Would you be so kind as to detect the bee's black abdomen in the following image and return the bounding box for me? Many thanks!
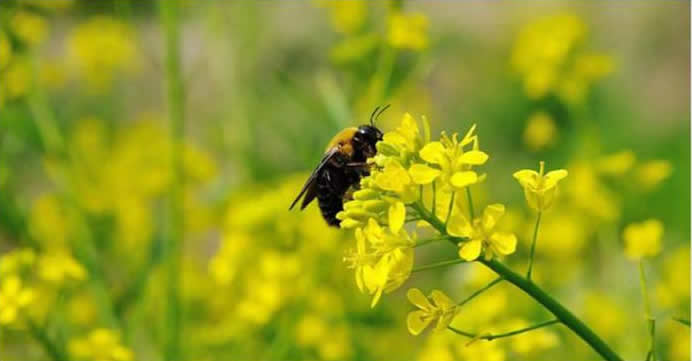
[316,163,362,227]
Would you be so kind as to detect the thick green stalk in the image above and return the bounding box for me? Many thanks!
[448,319,559,341]
[27,318,69,361]
[414,204,623,361]
[526,211,542,280]
[481,259,622,361]
[159,1,185,360]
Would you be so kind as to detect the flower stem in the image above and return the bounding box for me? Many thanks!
[445,191,456,228]
[414,206,623,361]
[432,182,437,218]
[458,277,503,307]
[639,260,657,361]
[412,258,466,273]
[159,0,185,360]
[465,187,475,219]
[26,318,69,361]
[414,235,450,248]
[448,318,559,341]
[480,259,623,361]
[527,211,542,281]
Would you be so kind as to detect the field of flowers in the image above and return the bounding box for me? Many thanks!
[0,1,689,361]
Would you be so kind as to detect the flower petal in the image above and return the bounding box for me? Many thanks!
[543,169,568,189]
[419,142,445,164]
[430,290,456,310]
[458,240,482,261]
[407,310,433,335]
[481,203,505,231]
[388,201,406,233]
[450,171,478,188]
[407,288,433,311]
[513,169,538,187]
[459,150,489,165]
[409,164,441,184]
[490,232,517,255]
[446,212,473,238]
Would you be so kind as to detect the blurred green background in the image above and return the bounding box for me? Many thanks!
[0,1,689,361]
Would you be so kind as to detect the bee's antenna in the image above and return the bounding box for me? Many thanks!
[374,104,391,124]
[370,106,381,126]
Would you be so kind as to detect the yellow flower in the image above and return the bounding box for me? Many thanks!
[523,112,557,151]
[513,161,568,211]
[37,251,87,284]
[597,150,636,176]
[447,204,517,261]
[406,288,458,335]
[623,219,663,260]
[0,30,11,70]
[416,125,488,190]
[69,328,133,361]
[11,10,47,46]
[3,59,32,100]
[67,16,137,90]
[636,160,673,190]
[0,248,36,276]
[0,275,34,325]
[318,0,368,34]
[388,12,428,50]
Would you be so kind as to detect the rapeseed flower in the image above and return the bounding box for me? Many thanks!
[623,219,664,260]
[0,275,34,325]
[406,288,458,335]
[388,12,428,50]
[10,10,47,46]
[37,251,87,284]
[523,112,557,151]
[513,161,568,211]
[447,204,517,261]
[416,125,488,190]
[69,328,133,361]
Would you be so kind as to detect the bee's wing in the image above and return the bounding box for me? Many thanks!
[289,147,340,211]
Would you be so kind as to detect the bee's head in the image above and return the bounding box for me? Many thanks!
[354,124,383,157]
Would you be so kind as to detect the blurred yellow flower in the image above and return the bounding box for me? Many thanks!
[69,328,133,361]
[297,314,327,346]
[0,275,34,325]
[511,14,613,103]
[388,12,428,50]
[407,288,458,335]
[523,112,557,151]
[623,219,663,260]
[11,10,47,46]
[0,30,11,70]
[3,59,32,100]
[67,16,137,90]
[636,160,673,189]
[29,193,72,248]
[0,248,36,276]
[448,204,517,261]
[597,150,636,176]
[513,161,568,211]
[318,0,368,34]
[37,251,87,284]
[417,125,488,190]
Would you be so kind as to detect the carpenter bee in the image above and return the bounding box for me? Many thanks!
[289,105,389,226]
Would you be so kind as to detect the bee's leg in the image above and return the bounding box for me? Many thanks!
[345,162,369,168]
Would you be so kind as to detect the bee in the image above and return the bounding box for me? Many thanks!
[289,105,389,226]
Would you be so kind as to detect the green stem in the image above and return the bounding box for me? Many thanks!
[27,318,69,361]
[432,181,437,218]
[412,258,466,273]
[458,277,502,307]
[481,259,622,361]
[527,211,542,281]
[159,1,185,360]
[445,191,456,228]
[465,187,475,219]
[448,319,559,341]
[414,207,623,361]
[673,317,691,327]
[639,261,656,361]
[414,235,449,248]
